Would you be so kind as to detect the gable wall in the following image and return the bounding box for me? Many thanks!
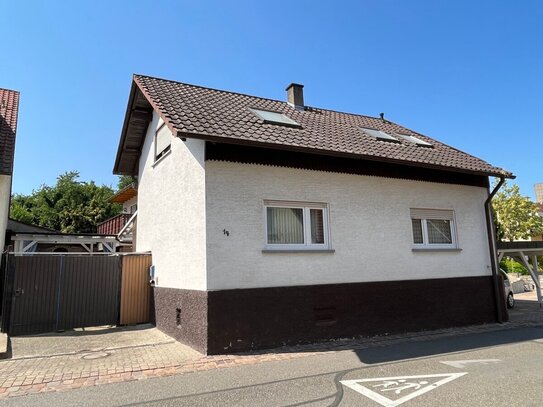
[205,160,492,290]
[122,196,137,213]
[136,111,207,290]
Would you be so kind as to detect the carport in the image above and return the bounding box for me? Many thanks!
[497,241,543,308]
[11,232,120,253]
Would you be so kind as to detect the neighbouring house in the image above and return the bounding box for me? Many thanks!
[113,74,513,355]
[0,88,19,253]
[529,202,543,242]
[97,183,137,250]
[534,183,543,204]
[527,184,543,241]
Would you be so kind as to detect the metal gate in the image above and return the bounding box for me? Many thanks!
[3,254,121,335]
[119,254,152,325]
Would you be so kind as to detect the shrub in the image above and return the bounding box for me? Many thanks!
[500,258,529,275]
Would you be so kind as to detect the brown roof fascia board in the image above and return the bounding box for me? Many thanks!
[114,77,179,175]
[113,81,139,175]
[176,129,514,180]
[113,80,153,175]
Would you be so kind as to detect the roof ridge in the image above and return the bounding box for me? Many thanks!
[133,73,292,106]
[133,74,388,122]
[0,88,20,95]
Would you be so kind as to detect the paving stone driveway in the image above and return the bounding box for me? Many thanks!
[0,325,202,398]
[1,297,542,400]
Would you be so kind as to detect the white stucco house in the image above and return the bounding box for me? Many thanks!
[0,88,19,253]
[113,75,513,354]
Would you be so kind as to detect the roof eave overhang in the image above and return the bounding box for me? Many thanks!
[176,129,515,180]
[111,183,137,203]
[113,80,153,176]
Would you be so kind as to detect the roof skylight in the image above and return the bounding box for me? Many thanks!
[395,133,433,147]
[250,108,300,127]
[360,127,399,142]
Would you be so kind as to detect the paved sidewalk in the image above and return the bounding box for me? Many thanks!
[1,313,543,400]
[0,325,201,399]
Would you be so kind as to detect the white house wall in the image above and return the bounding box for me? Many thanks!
[136,111,207,290]
[0,174,11,251]
[122,196,137,213]
[205,161,492,290]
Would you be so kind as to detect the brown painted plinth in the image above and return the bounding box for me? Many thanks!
[153,287,208,354]
[153,276,500,355]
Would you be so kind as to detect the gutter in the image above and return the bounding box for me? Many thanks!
[484,175,507,323]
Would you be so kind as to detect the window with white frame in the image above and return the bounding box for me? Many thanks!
[410,208,458,249]
[264,201,330,250]
[155,121,171,161]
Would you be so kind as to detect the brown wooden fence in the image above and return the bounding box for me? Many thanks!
[1,253,152,335]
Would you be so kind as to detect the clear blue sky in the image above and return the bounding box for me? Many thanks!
[2,1,542,198]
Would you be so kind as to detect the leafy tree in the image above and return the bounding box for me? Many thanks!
[492,180,543,241]
[10,171,121,233]
[117,175,137,190]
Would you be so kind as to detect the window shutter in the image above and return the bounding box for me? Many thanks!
[156,125,171,156]
[410,208,454,220]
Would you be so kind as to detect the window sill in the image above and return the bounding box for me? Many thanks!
[152,149,172,168]
[262,249,335,254]
[411,247,462,252]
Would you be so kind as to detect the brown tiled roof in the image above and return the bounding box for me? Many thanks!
[114,74,512,178]
[0,88,20,175]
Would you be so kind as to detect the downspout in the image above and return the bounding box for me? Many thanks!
[484,175,506,323]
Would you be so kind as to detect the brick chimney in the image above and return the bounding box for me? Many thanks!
[286,83,304,110]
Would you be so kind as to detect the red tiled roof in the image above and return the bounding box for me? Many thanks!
[115,74,512,178]
[0,88,20,175]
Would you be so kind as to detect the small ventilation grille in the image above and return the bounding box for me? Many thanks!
[314,306,337,326]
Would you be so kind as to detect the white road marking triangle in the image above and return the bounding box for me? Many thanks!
[440,359,501,369]
[341,372,467,407]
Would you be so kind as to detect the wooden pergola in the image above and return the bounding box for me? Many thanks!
[497,241,543,308]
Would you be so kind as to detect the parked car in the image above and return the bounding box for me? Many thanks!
[500,269,514,309]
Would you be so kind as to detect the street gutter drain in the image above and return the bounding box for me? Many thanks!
[80,351,112,360]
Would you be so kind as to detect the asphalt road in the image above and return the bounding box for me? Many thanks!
[2,325,543,406]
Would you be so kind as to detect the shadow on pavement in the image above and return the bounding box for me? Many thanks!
[353,325,543,364]
[508,299,543,322]
[13,323,154,338]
